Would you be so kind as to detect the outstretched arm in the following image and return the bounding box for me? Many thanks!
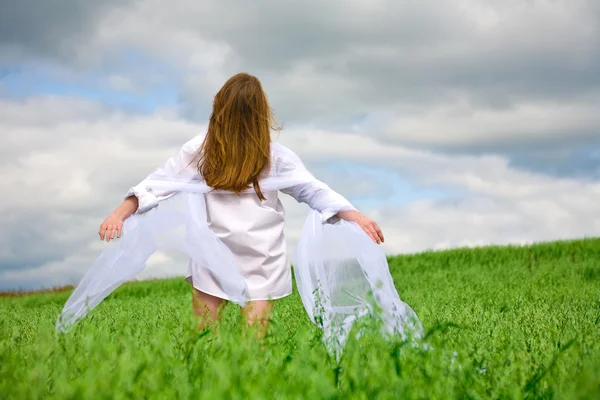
[281,180,385,244]
[274,143,385,244]
[98,134,204,242]
[336,209,385,244]
[98,196,138,241]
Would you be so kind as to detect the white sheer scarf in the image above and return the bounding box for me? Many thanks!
[56,135,423,354]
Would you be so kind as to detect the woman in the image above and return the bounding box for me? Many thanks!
[96,73,385,336]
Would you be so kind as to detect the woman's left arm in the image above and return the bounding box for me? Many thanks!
[335,209,385,244]
[271,142,385,244]
[281,180,385,244]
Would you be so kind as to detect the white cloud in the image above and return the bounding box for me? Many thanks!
[0,96,598,290]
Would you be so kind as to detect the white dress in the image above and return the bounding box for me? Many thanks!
[186,190,291,300]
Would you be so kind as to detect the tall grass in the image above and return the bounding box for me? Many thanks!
[1,238,599,399]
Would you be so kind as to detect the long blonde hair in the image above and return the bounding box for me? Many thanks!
[197,73,279,200]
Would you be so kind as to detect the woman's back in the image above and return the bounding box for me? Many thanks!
[205,190,283,239]
[189,189,289,300]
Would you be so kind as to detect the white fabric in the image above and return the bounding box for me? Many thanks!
[56,134,423,354]
[294,211,424,357]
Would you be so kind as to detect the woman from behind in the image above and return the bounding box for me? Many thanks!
[98,73,384,337]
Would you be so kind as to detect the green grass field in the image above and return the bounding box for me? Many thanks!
[1,239,599,399]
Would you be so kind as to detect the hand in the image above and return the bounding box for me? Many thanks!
[99,213,124,242]
[336,210,385,244]
[356,215,385,244]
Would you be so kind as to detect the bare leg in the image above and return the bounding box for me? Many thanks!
[241,300,273,339]
[192,287,226,330]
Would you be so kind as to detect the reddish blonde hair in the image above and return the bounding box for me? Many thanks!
[197,73,279,200]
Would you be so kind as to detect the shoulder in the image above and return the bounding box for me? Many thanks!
[180,133,207,154]
[270,141,304,165]
[269,140,307,176]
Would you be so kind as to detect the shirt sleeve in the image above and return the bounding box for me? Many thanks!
[125,134,204,214]
[281,180,357,224]
[274,143,357,224]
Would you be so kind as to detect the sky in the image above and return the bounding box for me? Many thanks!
[0,0,599,291]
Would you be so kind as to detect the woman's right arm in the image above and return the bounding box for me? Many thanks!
[98,196,138,242]
[98,134,205,242]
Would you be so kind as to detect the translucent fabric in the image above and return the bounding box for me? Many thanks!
[56,193,248,331]
[294,210,423,357]
[56,135,423,355]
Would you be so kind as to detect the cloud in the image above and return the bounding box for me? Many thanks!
[0,1,599,290]
[0,96,598,290]
[0,0,131,61]
[3,1,599,136]
[377,192,600,254]
[148,1,599,115]
[278,127,600,250]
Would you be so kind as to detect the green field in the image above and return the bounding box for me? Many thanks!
[1,239,599,399]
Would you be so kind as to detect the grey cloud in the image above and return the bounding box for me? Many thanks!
[168,0,600,165]
[0,0,130,61]
[2,0,599,157]
[5,0,598,130]
[0,211,97,273]
[172,0,600,115]
[507,142,600,180]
